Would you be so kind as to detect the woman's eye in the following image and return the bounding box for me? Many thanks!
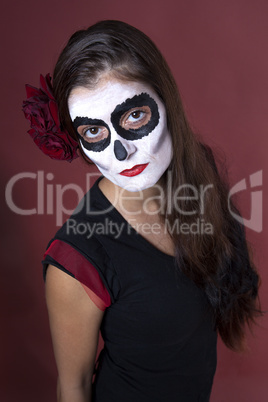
[84,127,101,138]
[77,125,109,143]
[127,110,145,122]
[121,106,151,129]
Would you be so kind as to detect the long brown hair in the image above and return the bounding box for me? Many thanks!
[53,20,262,351]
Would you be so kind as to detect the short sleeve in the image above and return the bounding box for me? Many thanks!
[42,239,111,311]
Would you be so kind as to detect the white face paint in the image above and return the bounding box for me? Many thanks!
[68,78,173,191]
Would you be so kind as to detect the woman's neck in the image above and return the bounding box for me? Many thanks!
[98,176,175,257]
[98,176,165,217]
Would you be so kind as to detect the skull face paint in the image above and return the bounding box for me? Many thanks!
[68,79,173,191]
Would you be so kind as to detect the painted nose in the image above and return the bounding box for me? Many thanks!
[113,139,137,161]
[114,140,127,161]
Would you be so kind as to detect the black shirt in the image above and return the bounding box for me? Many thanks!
[43,177,217,401]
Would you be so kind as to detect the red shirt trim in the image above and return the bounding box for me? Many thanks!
[44,239,111,311]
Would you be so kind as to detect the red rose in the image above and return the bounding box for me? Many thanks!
[22,74,79,162]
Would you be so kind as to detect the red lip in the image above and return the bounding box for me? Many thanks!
[119,163,149,177]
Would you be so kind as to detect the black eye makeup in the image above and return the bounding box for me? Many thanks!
[111,93,160,141]
[120,106,152,130]
[72,92,160,153]
[73,117,111,152]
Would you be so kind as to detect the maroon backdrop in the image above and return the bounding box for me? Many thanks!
[1,0,267,401]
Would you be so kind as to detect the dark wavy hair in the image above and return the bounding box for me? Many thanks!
[53,20,262,351]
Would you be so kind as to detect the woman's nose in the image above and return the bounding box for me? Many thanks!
[113,139,137,161]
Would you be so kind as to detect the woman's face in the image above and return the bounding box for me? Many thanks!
[68,77,173,191]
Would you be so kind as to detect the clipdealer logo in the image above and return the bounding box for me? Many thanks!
[228,170,263,233]
[5,170,263,232]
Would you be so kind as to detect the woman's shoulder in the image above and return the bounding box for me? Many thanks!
[43,223,120,304]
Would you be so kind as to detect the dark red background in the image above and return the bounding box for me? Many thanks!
[1,1,267,401]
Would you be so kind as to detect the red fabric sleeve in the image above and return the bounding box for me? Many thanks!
[44,239,111,311]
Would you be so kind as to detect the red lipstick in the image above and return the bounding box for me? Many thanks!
[119,163,149,177]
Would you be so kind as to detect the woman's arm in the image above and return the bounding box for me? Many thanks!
[45,264,104,402]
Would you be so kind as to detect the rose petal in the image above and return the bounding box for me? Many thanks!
[25,84,41,98]
[23,74,79,162]
[40,74,54,100]
[49,100,60,127]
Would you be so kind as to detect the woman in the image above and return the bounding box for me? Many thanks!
[23,20,261,402]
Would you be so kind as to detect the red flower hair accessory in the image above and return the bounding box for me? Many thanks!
[22,74,79,162]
